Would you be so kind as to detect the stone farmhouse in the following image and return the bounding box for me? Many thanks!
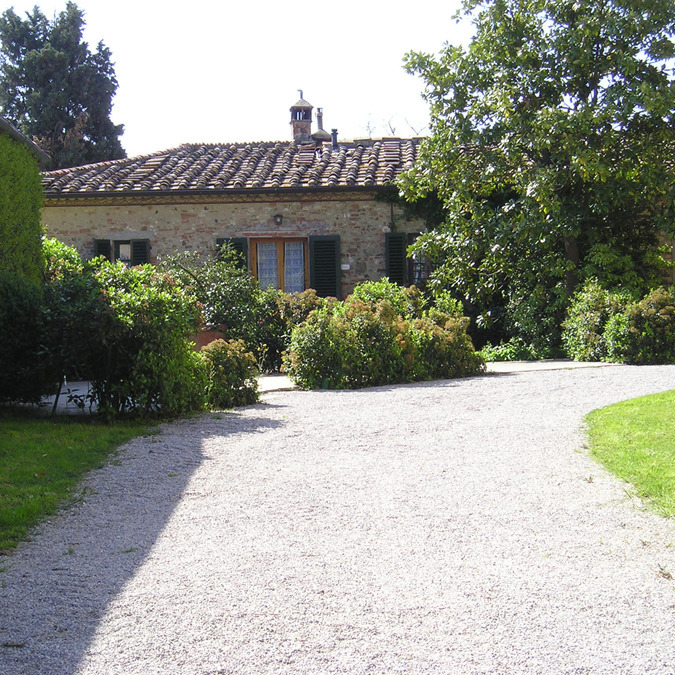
[41,94,426,299]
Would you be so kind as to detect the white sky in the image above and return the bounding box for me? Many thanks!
[2,0,468,158]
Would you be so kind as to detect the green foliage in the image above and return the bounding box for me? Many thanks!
[479,337,540,362]
[430,288,463,317]
[87,261,205,417]
[283,281,484,389]
[604,287,675,365]
[0,2,125,169]
[402,0,675,351]
[0,134,43,282]
[42,237,109,385]
[255,287,326,372]
[563,281,675,364]
[409,312,485,379]
[0,270,46,404]
[41,241,207,417]
[349,278,427,318]
[562,279,634,361]
[160,248,259,340]
[201,339,259,409]
[160,251,326,373]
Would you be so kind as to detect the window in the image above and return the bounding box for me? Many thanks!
[385,232,429,287]
[215,235,341,299]
[94,239,149,266]
[250,239,308,293]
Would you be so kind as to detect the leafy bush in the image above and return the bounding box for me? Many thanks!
[430,288,463,317]
[478,337,539,362]
[160,248,260,341]
[350,278,427,318]
[339,299,412,387]
[254,288,326,372]
[410,312,484,379]
[604,287,675,365]
[42,238,110,385]
[283,282,484,389]
[0,270,46,404]
[88,260,205,417]
[562,279,633,361]
[201,339,259,409]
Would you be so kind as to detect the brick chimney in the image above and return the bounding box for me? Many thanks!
[290,90,313,142]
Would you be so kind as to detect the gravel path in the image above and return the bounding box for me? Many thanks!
[2,365,675,674]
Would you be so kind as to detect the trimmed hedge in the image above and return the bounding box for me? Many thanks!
[0,134,44,283]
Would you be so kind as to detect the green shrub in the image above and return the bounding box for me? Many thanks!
[254,288,327,372]
[339,299,412,387]
[410,312,485,379]
[0,270,46,404]
[160,249,260,341]
[562,279,633,361]
[430,288,463,317]
[604,287,675,365]
[350,278,427,318]
[281,305,347,389]
[88,260,206,417]
[283,283,484,389]
[201,339,259,409]
[479,337,540,362]
[42,239,110,385]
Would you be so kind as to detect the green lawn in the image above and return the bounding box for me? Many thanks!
[587,390,675,518]
[0,410,153,552]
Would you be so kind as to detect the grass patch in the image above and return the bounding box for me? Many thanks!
[587,389,675,518]
[0,409,153,552]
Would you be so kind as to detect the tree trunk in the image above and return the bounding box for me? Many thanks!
[564,235,580,295]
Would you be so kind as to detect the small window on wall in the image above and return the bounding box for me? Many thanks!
[385,233,429,287]
[94,239,149,266]
[250,239,307,294]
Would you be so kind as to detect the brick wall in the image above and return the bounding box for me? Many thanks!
[42,194,425,297]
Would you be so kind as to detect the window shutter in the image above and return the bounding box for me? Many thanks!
[94,239,111,261]
[217,237,248,268]
[131,239,149,265]
[385,232,406,285]
[310,235,341,299]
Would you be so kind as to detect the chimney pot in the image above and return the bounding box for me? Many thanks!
[331,129,339,151]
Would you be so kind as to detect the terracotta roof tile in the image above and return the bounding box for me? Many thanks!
[42,138,421,196]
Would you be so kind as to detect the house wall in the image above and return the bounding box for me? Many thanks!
[42,194,425,297]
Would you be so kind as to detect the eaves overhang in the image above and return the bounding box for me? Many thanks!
[43,184,397,208]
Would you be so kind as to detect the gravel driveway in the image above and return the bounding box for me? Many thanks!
[2,365,675,674]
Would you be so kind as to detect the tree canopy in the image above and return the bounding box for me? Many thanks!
[402,0,675,352]
[0,2,125,169]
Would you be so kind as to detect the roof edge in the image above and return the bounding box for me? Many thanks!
[43,184,395,207]
[0,117,51,168]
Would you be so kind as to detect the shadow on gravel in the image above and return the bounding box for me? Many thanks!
[0,412,284,675]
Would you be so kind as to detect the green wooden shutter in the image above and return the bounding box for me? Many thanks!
[94,239,111,261]
[131,239,150,265]
[385,232,406,285]
[217,237,248,268]
[310,235,341,299]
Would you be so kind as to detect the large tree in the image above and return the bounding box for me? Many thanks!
[0,2,125,169]
[402,0,675,352]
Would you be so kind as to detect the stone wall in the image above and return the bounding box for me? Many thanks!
[42,193,425,297]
